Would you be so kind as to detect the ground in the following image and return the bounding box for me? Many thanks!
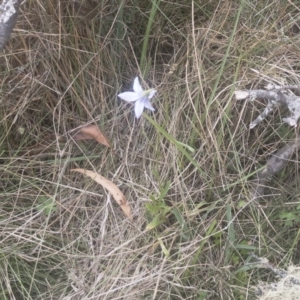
[1,1,300,299]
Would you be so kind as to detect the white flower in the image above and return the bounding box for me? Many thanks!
[118,77,156,119]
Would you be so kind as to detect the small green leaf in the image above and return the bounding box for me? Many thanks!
[36,196,57,216]
[146,181,172,229]
[172,208,191,241]
[175,141,195,153]
[158,237,170,258]
[146,215,166,230]
[237,200,246,209]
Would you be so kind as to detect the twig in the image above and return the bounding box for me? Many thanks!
[235,87,300,127]
[250,137,300,200]
[0,0,22,51]
[248,252,290,279]
[235,85,300,200]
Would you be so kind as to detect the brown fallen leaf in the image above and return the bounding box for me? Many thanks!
[71,168,132,221]
[72,124,110,147]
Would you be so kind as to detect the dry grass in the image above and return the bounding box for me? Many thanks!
[1,0,300,299]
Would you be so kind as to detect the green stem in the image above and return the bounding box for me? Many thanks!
[140,0,161,75]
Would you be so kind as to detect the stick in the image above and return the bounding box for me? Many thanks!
[250,137,300,200]
[0,0,22,51]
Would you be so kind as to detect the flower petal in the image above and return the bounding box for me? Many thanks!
[144,99,155,111]
[118,92,140,102]
[134,99,145,118]
[133,77,143,93]
[148,89,157,99]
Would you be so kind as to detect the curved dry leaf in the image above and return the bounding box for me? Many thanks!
[72,124,110,147]
[71,168,132,221]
